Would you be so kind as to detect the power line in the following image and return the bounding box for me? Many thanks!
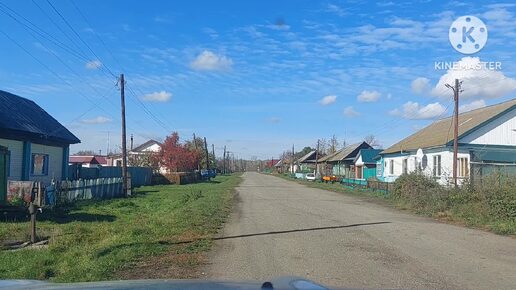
[44,0,117,78]
[0,2,91,63]
[46,1,174,134]
[69,0,124,70]
[2,1,172,139]
[30,0,91,61]
[125,84,172,132]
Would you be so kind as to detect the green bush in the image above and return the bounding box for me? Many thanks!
[478,174,516,220]
[392,172,448,213]
[391,171,515,234]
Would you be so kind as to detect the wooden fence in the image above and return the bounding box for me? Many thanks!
[68,165,152,187]
[45,177,127,206]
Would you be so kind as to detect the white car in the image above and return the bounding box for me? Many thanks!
[305,173,316,181]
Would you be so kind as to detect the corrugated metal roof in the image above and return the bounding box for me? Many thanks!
[69,155,108,164]
[354,149,382,164]
[382,98,516,154]
[323,142,372,162]
[132,139,161,152]
[318,149,339,162]
[69,156,96,164]
[297,150,317,163]
[0,90,80,144]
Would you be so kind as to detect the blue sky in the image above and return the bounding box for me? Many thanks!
[1,0,516,159]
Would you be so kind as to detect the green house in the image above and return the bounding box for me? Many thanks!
[353,149,382,180]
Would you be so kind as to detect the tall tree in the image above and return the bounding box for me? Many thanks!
[364,135,381,148]
[159,132,201,172]
[184,135,214,169]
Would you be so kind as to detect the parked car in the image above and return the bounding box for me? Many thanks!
[305,173,316,181]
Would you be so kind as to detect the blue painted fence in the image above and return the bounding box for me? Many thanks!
[45,177,125,206]
[68,165,152,187]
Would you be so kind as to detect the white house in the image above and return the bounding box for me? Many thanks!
[112,139,168,173]
[0,90,80,186]
[377,98,516,185]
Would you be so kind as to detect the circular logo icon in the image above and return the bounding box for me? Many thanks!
[449,16,488,54]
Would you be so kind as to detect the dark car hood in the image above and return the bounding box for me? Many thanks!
[0,277,334,290]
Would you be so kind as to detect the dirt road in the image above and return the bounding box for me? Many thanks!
[205,172,516,289]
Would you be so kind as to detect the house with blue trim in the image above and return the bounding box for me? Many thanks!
[377,98,516,185]
[318,142,373,178]
[353,149,382,180]
[0,90,80,185]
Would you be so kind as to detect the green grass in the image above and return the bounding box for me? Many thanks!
[0,174,241,282]
[273,173,515,235]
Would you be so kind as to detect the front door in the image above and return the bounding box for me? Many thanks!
[356,165,363,179]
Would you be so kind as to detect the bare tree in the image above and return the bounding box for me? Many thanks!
[317,138,328,155]
[329,135,339,154]
[364,135,381,148]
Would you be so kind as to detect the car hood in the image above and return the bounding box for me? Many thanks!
[0,277,335,290]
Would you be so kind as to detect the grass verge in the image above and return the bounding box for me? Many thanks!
[273,173,515,236]
[0,174,241,282]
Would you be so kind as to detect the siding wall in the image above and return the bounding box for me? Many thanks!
[460,109,516,146]
[381,148,470,185]
[0,138,23,180]
[31,143,63,184]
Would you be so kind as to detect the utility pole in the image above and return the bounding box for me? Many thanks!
[193,133,200,171]
[223,145,226,174]
[315,139,320,177]
[446,79,462,188]
[204,137,210,170]
[292,144,295,173]
[120,74,128,197]
[212,144,215,169]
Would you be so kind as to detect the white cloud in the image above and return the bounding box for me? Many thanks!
[81,116,112,124]
[140,91,172,102]
[319,95,337,106]
[411,77,430,95]
[85,60,102,70]
[459,99,486,112]
[326,4,347,17]
[268,117,281,123]
[190,50,233,71]
[389,101,446,120]
[343,106,360,118]
[357,90,381,102]
[432,57,516,100]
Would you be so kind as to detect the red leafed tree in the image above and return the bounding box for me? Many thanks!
[159,132,201,172]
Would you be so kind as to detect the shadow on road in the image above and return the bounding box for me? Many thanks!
[164,221,391,245]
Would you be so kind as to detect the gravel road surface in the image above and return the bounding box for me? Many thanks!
[205,172,516,289]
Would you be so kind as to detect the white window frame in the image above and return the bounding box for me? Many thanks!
[432,155,441,177]
[458,157,469,177]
